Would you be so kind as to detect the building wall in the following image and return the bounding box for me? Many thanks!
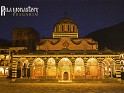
[11,54,121,81]
[36,37,98,51]
[12,28,39,50]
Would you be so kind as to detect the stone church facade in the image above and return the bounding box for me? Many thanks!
[10,17,122,82]
[11,54,120,82]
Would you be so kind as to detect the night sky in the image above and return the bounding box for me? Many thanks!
[0,0,124,40]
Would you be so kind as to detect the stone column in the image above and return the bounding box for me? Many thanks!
[99,65,102,79]
[73,65,75,79]
[26,68,28,78]
[103,67,105,79]
[7,67,10,76]
[8,63,11,77]
[84,65,86,79]
[3,67,6,75]
[44,60,47,79]
[3,55,6,76]
[55,59,59,80]
[56,66,58,79]
[110,66,113,78]
[20,66,23,78]
[71,59,75,80]
[29,61,33,78]
[83,58,88,79]
[107,67,109,77]
[45,66,47,79]
[97,58,104,79]
[12,54,17,81]
[70,65,72,80]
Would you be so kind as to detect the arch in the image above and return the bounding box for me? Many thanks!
[75,58,84,66]
[0,55,5,60]
[47,58,55,66]
[5,67,8,75]
[0,67,8,76]
[58,58,72,66]
[121,60,124,72]
[121,66,124,72]
[33,58,44,78]
[86,58,99,79]
[33,58,44,66]
[18,58,29,67]
[87,58,98,66]
[6,55,10,60]
[17,58,29,78]
[120,60,124,65]
[74,58,85,78]
[0,67,4,75]
[47,58,56,77]
[102,58,116,78]
[58,58,72,81]
[120,54,124,60]
[63,72,69,80]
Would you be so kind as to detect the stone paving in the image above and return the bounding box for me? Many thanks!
[0,81,124,93]
[0,77,124,93]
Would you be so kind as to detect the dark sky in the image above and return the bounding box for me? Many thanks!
[0,0,124,40]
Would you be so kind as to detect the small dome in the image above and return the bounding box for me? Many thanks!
[53,16,78,38]
[102,48,113,53]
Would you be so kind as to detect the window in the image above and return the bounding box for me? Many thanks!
[68,25,70,32]
[62,25,64,32]
[73,26,75,32]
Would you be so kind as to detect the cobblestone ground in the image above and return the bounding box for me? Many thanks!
[0,81,124,93]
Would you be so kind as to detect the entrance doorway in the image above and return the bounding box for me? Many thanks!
[63,72,69,80]
[58,58,72,82]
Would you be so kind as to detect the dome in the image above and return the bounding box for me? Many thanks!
[53,16,78,38]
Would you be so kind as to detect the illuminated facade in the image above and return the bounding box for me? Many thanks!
[0,54,9,76]
[0,16,122,82]
[37,17,98,51]
[53,17,78,38]
[11,53,120,82]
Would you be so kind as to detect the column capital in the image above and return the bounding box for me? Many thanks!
[97,58,104,62]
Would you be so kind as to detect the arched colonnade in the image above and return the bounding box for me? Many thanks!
[16,57,116,81]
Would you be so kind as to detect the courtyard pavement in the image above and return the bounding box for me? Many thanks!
[0,78,124,93]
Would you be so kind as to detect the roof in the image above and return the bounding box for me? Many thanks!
[17,49,116,55]
[55,17,77,25]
